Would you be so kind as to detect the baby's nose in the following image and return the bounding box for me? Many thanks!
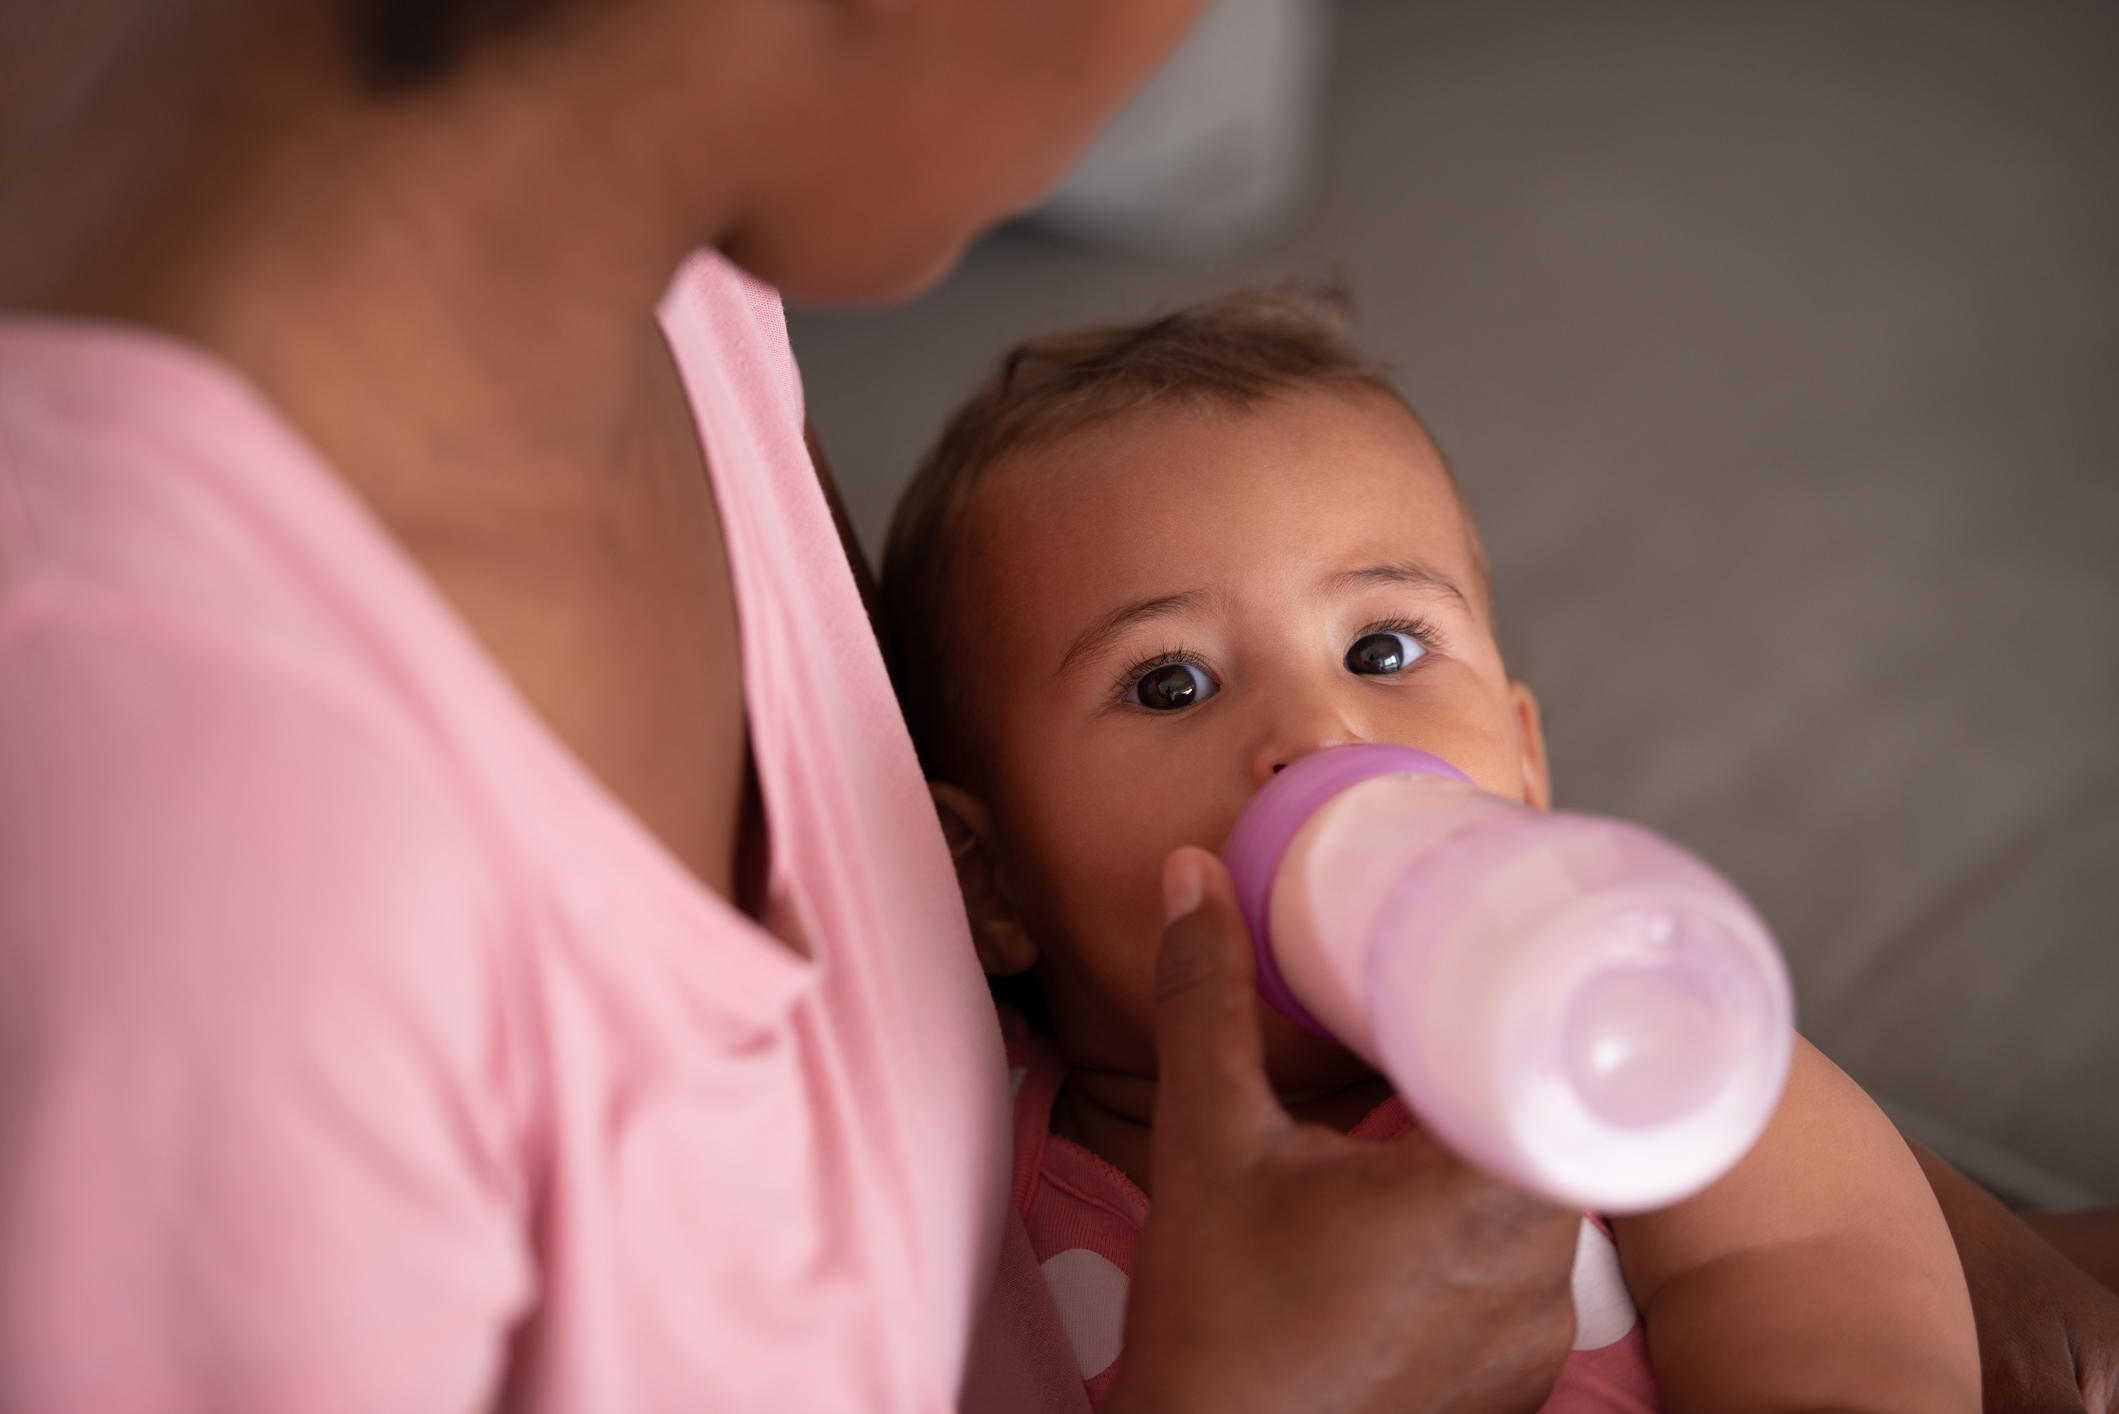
[1251,725,1365,787]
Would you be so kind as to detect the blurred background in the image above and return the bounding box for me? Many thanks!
[789,0,2119,1207]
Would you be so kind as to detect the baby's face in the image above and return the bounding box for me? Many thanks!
[952,388,1548,1092]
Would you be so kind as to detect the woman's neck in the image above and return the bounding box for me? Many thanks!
[0,4,782,904]
[2,7,725,520]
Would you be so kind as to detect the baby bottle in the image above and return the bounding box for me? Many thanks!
[1222,744,1794,1213]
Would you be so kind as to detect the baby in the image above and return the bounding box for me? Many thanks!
[881,284,1978,1413]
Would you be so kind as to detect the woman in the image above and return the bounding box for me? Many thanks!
[0,1,2109,1410]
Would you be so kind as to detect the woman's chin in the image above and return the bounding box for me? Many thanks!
[733,224,977,312]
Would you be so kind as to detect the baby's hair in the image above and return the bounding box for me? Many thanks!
[883,277,1470,788]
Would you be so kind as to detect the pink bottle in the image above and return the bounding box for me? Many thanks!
[1223,745,1794,1213]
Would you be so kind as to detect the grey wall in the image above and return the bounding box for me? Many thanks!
[787,0,2119,1205]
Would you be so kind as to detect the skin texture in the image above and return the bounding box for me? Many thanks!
[937,387,1546,1186]
[1916,1149,2119,1413]
[0,0,1199,907]
[1119,848,1579,1414]
[0,3,1590,1410]
[4,4,2102,1408]
[2020,1213,2119,1300]
[1611,1041,1979,1412]
[936,387,1980,1412]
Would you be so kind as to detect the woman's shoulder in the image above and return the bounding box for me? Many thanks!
[0,583,539,1408]
[0,574,521,1094]
[0,318,545,1025]
[658,250,806,431]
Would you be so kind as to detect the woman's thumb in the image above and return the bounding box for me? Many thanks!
[1151,847,1282,1172]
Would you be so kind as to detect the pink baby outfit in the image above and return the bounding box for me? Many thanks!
[1005,1018,1665,1413]
[0,253,1017,1412]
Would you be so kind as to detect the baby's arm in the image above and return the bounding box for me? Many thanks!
[1610,1036,1979,1413]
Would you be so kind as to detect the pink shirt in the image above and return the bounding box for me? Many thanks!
[0,253,1014,1412]
[1003,1019,1664,1414]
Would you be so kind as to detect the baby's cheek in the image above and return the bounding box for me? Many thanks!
[1033,793,1187,1019]
[1397,695,1531,803]
[1056,834,1165,979]
[1038,758,1193,891]
[1003,729,1238,1043]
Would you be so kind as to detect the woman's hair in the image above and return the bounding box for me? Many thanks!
[350,0,571,91]
[881,277,1415,790]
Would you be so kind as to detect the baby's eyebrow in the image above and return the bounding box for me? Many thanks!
[1323,560,1470,609]
[1056,591,1209,679]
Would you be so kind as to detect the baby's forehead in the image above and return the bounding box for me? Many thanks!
[957,389,1487,613]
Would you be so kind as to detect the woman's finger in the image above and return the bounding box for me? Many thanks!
[1150,846,1284,1178]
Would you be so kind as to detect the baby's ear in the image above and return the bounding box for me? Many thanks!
[1509,680,1553,811]
[929,782,1039,977]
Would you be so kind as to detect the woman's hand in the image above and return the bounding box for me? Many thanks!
[1914,1145,2119,1413]
[1103,848,1579,1414]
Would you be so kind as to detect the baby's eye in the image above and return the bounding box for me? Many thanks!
[1345,631,1427,677]
[1132,662,1219,711]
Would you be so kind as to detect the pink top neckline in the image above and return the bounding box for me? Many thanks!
[0,253,1013,1412]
